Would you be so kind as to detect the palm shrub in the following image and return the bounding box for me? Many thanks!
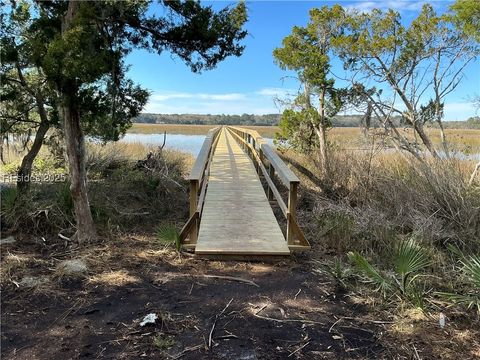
[156,223,181,251]
[436,245,480,314]
[0,187,18,227]
[319,257,352,289]
[348,238,431,301]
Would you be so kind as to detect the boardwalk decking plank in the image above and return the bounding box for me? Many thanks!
[195,128,290,256]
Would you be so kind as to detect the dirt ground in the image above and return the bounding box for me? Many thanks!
[1,234,479,360]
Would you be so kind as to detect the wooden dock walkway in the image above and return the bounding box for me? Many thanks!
[180,126,310,258]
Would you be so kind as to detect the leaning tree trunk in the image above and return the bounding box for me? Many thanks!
[17,120,49,191]
[315,123,330,176]
[17,96,50,191]
[437,119,450,159]
[415,122,438,159]
[316,88,330,177]
[60,87,97,242]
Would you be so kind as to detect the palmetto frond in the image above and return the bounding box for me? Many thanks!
[394,238,431,292]
[436,246,480,314]
[436,292,480,314]
[347,251,391,295]
[156,223,181,251]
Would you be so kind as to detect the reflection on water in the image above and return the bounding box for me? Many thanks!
[121,133,206,156]
[437,150,480,161]
[121,133,479,161]
[121,133,276,156]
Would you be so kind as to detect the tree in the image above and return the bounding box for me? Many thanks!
[273,5,346,176]
[7,0,247,242]
[1,1,148,193]
[334,4,479,159]
[451,0,480,42]
[1,1,58,190]
[451,0,480,115]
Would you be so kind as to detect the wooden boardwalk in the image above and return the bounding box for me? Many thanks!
[195,128,290,255]
[180,126,310,258]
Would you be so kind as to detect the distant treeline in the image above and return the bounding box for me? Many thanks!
[135,113,280,126]
[134,113,373,127]
[134,113,480,129]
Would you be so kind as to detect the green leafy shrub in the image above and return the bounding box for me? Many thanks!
[348,238,431,301]
[318,211,355,252]
[56,182,74,217]
[319,257,352,289]
[0,161,20,175]
[0,187,18,226]
[436,246,480,314]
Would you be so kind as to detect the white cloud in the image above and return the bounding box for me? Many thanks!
[444,101,477,121]
[255,87,296,97]
[199,93,245,101]
[150,91,245,102]
[345,0,433,13]
[145,90,477,119]
[144,89,282,115]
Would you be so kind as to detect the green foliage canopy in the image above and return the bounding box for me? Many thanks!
[273,5,347,154]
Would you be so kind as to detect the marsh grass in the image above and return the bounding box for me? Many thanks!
[284,144,479,313]
[127,124,480,153]
[128,123,281,138]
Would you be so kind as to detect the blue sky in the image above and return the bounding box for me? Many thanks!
[126,0,479,121]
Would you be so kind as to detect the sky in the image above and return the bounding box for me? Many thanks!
[125,0,480,121]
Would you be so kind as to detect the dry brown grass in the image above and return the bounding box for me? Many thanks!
[87,270,141,286]
[284,147,480,254]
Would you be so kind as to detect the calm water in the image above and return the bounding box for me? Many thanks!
[121,133,479,161]
[121,133,274,156]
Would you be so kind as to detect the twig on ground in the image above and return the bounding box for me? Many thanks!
[50,298,84,327]
[208,298,233,349]
[58,232,71,242]
[294,288,302,300]
[341,316,394,325]
[413,344,421,360]
[329,318,343,333]
[215,334,239,340]
[201,274,259,287]
[253,313,324,325]
[255,304,268,315]
[288,341,310,357]
[170,344,203,360]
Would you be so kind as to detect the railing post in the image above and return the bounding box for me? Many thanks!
[286,182,298,245]
[189,179,198,243]
[258,147,264,176]
[252,138,259,172]
[267,163,275,201]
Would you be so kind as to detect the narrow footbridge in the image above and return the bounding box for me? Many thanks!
[180,126,310,258]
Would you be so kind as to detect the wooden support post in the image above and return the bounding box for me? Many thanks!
[258,148,264,176]
[286,182,298,245]
[267,163,274,201]
[252,138,259,173]
[189,180,199,243]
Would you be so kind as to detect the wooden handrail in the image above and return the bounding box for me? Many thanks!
[228,126,300,186]
[188,127,221,181]
[180,126,221,246]
[226,126,310,250]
